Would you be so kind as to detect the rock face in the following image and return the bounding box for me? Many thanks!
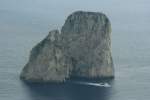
[20,11,114,82]
[20,30,72,82]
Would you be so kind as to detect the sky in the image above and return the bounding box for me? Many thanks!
[0,0,149,35]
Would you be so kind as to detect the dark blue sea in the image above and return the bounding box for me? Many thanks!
[0,0,150,100]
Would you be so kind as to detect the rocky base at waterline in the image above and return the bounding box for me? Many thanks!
[20,11,114,82]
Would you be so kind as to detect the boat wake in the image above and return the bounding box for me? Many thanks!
[73,81,111,87]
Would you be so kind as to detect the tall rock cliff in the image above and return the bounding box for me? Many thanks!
[20,11,114,82]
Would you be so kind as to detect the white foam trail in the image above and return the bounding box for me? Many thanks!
[74,81,111,87]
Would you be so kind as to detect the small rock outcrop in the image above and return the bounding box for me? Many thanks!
[20,11,114,82]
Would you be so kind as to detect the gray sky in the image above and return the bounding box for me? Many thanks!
[0,0,149,34]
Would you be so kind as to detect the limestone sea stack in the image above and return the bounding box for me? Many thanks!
[20,11,114,82]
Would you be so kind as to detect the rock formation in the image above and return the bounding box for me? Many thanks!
[20,11,114,82]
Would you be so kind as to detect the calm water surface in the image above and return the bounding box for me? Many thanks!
[0,0,150,100]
